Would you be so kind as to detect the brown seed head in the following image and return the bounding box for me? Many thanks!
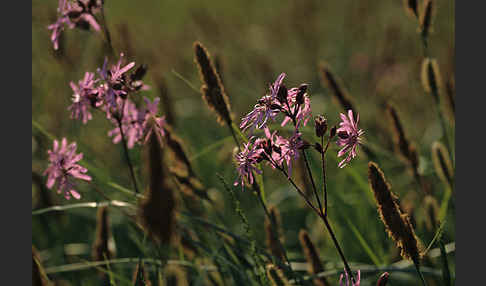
[139,133,177,245]
[298,230,329,286]
[92,206,114,262]
[431,141,454,188]
[319,61,355,112]
[265,206,285,262]
[403,0,419,19]
[368,162,422,263]
[267,264,290,286]
[420,0,435,39]
[193,41,232,126]
[421,58,442,102]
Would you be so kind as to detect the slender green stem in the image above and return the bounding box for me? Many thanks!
[414,260,428,286]
[254,190,299,282]
[99,3,114,56]
[301,150,324,214]
[116,117,140,194]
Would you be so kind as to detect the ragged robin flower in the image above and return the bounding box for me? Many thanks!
[239,73,286,132]
[43,138,91,199]
[234,137,263,191]
[68,72,99,124]
[336,110,364,168]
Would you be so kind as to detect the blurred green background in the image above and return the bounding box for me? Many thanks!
[32,1,454,285]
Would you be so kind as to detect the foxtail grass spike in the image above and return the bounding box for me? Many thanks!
[368,162,422,263]
[33,246,50,286]
[421,58,442,102]
[424,195,439,231]
[193,41,233,126]
[139,133,177,245]
[267,265,290,286]
[403,0,419,19]
[387,105,412,161]
[265,206,286,262]
[445,75,455,123]
[298,230,329,286]
[431,142,454,188]
[420,0,435,40]
[154,73,176,126]
[318,62,355,112]
[132,261,152,286]
[92,206,114,262]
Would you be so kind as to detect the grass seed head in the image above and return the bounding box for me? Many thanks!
[368,162,422,263]
[319,61,355,112]
[298,230,329,286]
[92,206,114,262]
[421,58,442,102]
[193,41,232,126]
[139,133,178,245]
[420,0,435,39]
[266,264,290,286]
[265,206,286,262]
[403,0,419,19]
[431,141,454,188]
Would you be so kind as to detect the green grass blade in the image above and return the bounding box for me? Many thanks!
[344,217,382,266]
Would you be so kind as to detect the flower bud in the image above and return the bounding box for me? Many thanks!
[314,115,328,137]
[329,126,337,139]
[296,84,307,105]
[277,84,288,104]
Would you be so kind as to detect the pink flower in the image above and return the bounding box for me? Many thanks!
[68,72,99,124]
[47,0,102,50]
[281,84,311,129]
[97,54,135,109]
[339,269,361,286]
[43,138,91,200]
[234,138,263,191]
[108,99,144,149]
[239,73,286,132]
[274,132,304,176]
[336,110,364,168]
[141,97,167,145]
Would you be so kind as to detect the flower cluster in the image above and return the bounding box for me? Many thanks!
[66,53,163,149]
[239,73,311,133]
[234,73,364,189]
[48,0,103,50]
[234,73,312,189]
[43,138,91,200]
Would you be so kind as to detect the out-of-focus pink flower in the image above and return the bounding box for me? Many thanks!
[43,138,91,200]
[97,54,136,111]
[68,72,99,124]
[239,73,286,132]
[108,99,144,149]
[141,97,167,145]
[234,138,263,191]
[47,0,102,50]
[339,269,361,286]
[336,110,364,168]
